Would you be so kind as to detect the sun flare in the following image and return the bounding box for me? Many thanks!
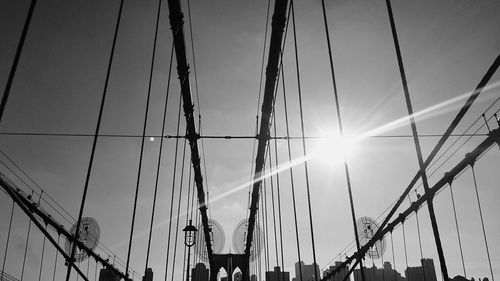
[312,132,360,164]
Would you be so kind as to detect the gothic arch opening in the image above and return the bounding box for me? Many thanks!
[217,267,228,281]
[232,267,242,281]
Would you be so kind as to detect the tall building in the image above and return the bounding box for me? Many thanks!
[353,262,405,281]
[266,266,290,281]
[293,261,321,281]
[98,268,121,281]
[406,259,437,281]
[142,268,153,281]
[323,261,350,281]
[192,263,210,281]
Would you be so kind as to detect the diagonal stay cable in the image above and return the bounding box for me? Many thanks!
[290,2,320,280]
[0,0,37,122]
[320,6,500,281]
[144,38,175,273]
[66,1,125,280]
[126,0,163,273]
[164,92,183,281]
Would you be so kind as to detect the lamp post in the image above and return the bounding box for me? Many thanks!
[183,219,198,281]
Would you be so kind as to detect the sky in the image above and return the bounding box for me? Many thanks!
[0,0,500,281]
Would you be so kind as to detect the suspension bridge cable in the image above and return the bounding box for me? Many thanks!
[319,1,367,279]
[126,0,163,273]
[190,167,196,221]
[265,162,272,272]
[20,219,32,281]
[425,113,495,184]
[281,49,303,281]
[170,138,188,281]
[448,182,467,277]
[290,2,320,279]
[413,204,427,281]
[402,222,409,281]
[268,144,280,267]
[52,234,60,281]
[0,0,37,122]
[470,164,494,281]
[412,197,424,261]
[0,153,36,195]
[1,131,488,139]
[66,0,125,279]
[327,32,500,281]
[262,176,270,273]
[323,111,495,272]
[94,260,98,281]
[38,224,48,281]
[164,92,183,281]
[428,96,500,172]
[246,0,272,223]
[1,200,14,281]
[144,31,175,276]
[390,232,397,281]
[257,196,268,280]
[324,120,500,279]
[181,166,193,281]
[273,114,286,272]
[385,0,449,279]
[0,151,119,262]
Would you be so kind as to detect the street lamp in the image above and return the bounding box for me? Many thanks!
[183,219,198,281]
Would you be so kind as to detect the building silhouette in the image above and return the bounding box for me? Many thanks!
[352,259,437,281]
[266,266,290,281]
[406,259,437,281]
[353,262,406,281]
[192,263,210,281]
[251,274,258,281]
[142,268,153,281]
[323,261,351,281]
[292,261,321,281]
[98,268,121,281]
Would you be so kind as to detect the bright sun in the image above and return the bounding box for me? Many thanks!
[311,132,359,165]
